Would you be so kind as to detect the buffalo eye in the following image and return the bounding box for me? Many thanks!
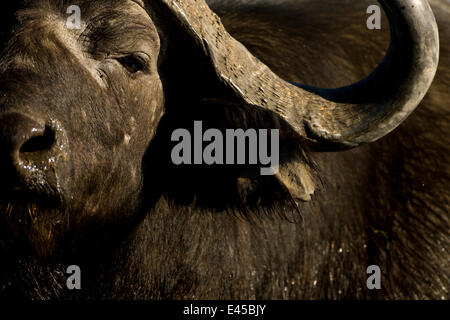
[116,54,146,73]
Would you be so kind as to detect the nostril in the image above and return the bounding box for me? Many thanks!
[0,112,46,160]
[0,113,65,198]
[19,125,55,154]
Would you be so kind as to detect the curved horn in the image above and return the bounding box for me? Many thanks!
[160,0,439,149]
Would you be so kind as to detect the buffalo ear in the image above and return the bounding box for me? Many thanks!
[276,150,316,202]
[191,99,316,203]
[154,98,316,206]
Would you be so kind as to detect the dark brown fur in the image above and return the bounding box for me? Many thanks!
[0,0,448,299]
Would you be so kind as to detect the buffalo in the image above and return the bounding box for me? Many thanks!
[0,0,448,299]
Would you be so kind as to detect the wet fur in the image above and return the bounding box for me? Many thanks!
[0,0,448,299]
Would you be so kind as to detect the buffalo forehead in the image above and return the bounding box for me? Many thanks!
[1,0,160,82]
[1,0,160,50]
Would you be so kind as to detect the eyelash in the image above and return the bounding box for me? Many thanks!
[116,55,146,73]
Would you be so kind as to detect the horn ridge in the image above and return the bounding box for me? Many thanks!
[160,0,439,149]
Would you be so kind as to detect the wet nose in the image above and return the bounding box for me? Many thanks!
[0,113,53,177]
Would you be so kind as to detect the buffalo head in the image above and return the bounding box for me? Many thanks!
[0,0,166,257]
